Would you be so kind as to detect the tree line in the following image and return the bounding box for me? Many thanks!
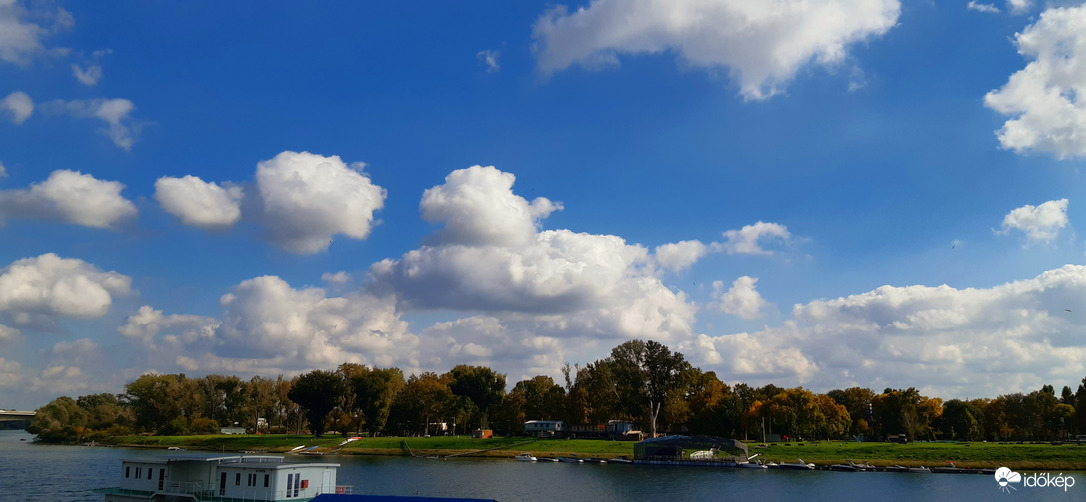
[27,339,1086,444]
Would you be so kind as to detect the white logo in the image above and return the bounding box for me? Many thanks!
[995,467,1076,493]
[994,467,1021,493]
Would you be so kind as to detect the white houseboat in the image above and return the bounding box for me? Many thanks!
[95,455,347,501]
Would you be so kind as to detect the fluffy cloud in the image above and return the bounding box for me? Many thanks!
[999,198,1068,243]
[43,98,139,150]
[720,221,791,255]
[655,240,709,273]
[716,276,766,319]
[420,165,560,247]
[0,0,72,66]
[372,165,695,345]
[72,63,102,85]
[985,5,1086,159]
[154,175,243,230]
[688,265,1086,398]
[0,253,132,320]
[1,91,32,124]
[211,276,417,370]
[256,151,387,253]
[0,169,137,228]
[0,161,6,179]
[118,305,218,346]
[532,0,901,100]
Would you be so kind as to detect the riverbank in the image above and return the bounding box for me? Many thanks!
[88,434,1086,470]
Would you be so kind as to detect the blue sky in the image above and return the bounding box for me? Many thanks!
[2,0,1086,409]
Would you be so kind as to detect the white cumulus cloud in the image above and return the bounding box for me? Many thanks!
[372,165,695,345]
[0,169,137,228]
[999,198,1068,243]
[655,240,709,273]
[688,265,1086,398]
[985,5,1086,159]
[720,221,792,254]
[0,253,132,320]
[118,305,219,346]
[532,0,902,100]
[154,175,243,230]
[1,91,32,124]
[256,151,387,254]
[716,276,766,319]
[420,165,561,247]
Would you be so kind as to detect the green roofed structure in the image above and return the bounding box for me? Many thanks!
[634,435,750,466]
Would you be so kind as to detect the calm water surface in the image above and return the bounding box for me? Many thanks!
[0,430,1080,501]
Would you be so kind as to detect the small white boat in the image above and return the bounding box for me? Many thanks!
[776,459,815,470]
[515,452,537,462]
[738,461,767,469]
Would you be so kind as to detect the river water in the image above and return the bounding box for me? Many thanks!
[0,430,1080,501]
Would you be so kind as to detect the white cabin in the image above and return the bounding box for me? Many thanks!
[96,455,343,501]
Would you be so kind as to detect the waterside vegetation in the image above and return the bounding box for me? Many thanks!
[95,434,1086,470]
[26,338,1086,470]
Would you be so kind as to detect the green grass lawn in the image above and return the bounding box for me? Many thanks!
[101,435,1086,470]
[752,441,1086,470]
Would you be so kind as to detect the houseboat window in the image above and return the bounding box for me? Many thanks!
[219,472,227,496]
[236,472,241,485]
[158,468,165,490]
[293,473,300,497]
[286,474,294,498]
[136,467,141,479]
[264,474,269,487]
[147,467,153,480]
[125,466,130,478]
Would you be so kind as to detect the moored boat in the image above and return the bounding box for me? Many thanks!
[515,452,537,462]
[775,459,815,470]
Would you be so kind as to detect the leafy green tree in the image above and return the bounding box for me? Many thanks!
[288,370,346,436]
[827,387,875,437]
[565,361,621,426]
[388,372,453,435]
[446,365,506,429]
[939,399,985,441]
[682,370,730,435]
[124,373,188,433]
[609,339,689,437]
[516,375,565,421]
[344,366,405,435]
[28,396,89,442]
[493,386,527,434]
